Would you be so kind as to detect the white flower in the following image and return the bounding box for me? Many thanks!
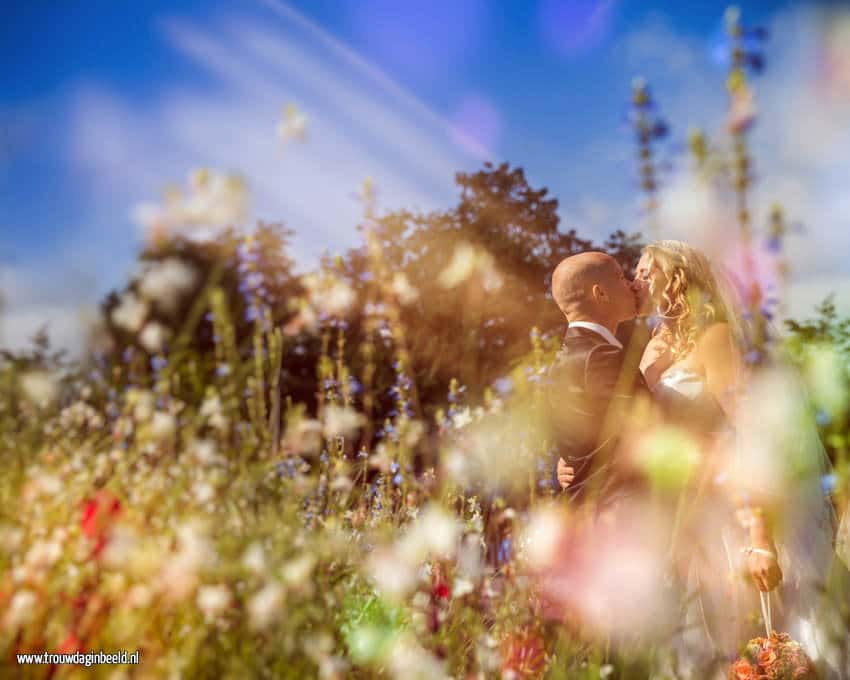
[191,439,222,465]
[438,243,478,288]
[139,258,198,314]
[200,394,221,417]
[396,505,460,567]
[159,522,213,601]
[25,540,62,568]
[388,634,447,680]
[368,549,417,600]
[111,292,148,333]
[281,554,315,588]
[283,418,323,455]
[6,590,37,629]
[139,322,172,354]
[132,168,248,242]
[277,103,308,143]
[0,525,24,553]
[302,272,356,317]
[196,584,232,620]
[127,584,152,608]
[33,473,62,496]
[451,577,475,598]
[322,405,365,439]
[242,543,267,576]
[19,371,59,407]
[150,411,177,441]
[451,407,473,429]
[437,242,503,292]
[193,482,215,504]
[391,273,419,305]
[248,582,285,630]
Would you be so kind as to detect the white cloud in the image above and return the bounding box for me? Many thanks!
[68,2,488,270]
[0,263,97,358]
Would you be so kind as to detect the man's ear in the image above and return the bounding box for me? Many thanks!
[591,283,608,302]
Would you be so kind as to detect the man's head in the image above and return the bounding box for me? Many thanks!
[551,252,637,330]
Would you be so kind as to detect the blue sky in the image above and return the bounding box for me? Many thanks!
[1,0,848,354]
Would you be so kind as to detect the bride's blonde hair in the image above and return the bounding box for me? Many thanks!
[643,240,747,359]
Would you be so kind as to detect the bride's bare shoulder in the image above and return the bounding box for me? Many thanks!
[696,322,736,363]
[699,321,732,345]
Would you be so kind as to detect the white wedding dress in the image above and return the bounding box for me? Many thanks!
[653,364,842,678]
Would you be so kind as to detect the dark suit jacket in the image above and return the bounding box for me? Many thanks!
[545,324,650,502]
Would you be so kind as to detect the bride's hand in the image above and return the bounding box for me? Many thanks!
[746,547,783,592]
[557,458,575,490]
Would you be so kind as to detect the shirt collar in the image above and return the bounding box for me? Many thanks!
[567,321,623,349]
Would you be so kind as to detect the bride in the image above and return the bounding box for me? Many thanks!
[631,240,840,677]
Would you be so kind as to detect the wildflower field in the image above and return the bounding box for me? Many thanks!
[2,5,850,680]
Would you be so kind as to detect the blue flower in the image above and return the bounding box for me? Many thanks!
[821,474,837,495]
[815,409,833,427]
[765,236,782,254]
[497,537,513,565]
[493,377,514,397]
[392,473,403,486]
[150,356,168,372]
[390,461,400,474]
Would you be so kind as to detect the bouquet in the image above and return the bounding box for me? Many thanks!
[729,631,818,680]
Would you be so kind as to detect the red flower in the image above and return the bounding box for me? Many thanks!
[58,632,83,654]
[80,490,122,557]
[731,658,757,680]
[758,648,778,669]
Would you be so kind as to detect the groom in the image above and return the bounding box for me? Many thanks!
[546,251,649,501]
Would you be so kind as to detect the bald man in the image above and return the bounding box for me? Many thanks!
[546,252,649,503]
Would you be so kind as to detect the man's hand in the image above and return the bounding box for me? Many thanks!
[557,458,575,490]
[746,548,783,592]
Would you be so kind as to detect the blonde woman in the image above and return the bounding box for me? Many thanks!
[633,240,838,676]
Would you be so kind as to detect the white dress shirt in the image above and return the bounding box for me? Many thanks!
[568,321,623,349]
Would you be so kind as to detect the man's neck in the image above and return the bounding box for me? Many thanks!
[567,316,618,336]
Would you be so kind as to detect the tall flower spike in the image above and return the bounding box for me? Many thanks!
[629,77,669,237]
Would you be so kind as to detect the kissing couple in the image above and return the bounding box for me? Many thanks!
[544,240,841,676]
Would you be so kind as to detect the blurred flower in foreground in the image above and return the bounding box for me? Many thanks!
[387,633,447,680]
[138,258,198,314]
[391,272,419,305]
[18,370,59,407]
[132,168,248,243]
[630,425,702,493]
[441,401,539,492]
[322,405,366,439]
[277,103,308,144]
[527,500,675,641]
[369,505,460,600]
[110,291,149,333]
[438,241,503,291]
[800,343,849,418]
[301,271,356,318]
[248,582,285,630]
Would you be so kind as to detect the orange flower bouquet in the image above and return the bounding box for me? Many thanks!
[729,631,818,680]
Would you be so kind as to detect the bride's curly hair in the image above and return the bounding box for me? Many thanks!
[643,240,748,360]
